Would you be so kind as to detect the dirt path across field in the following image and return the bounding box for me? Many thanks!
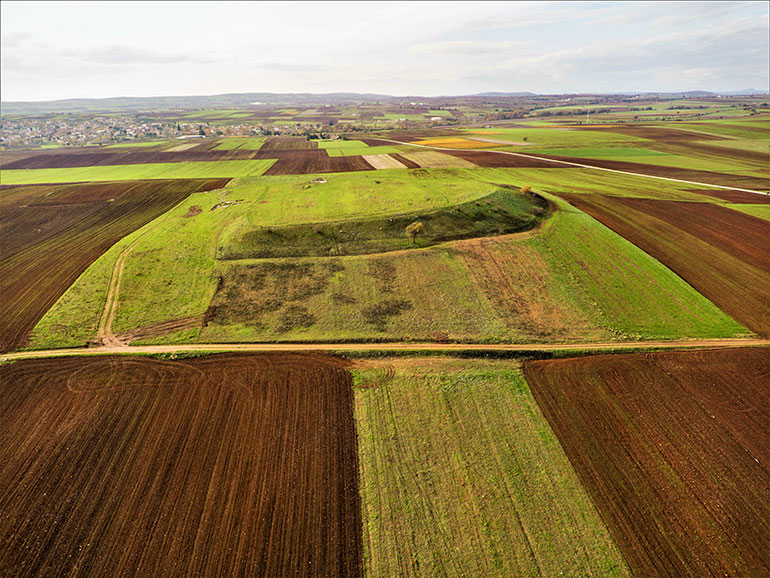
[381,139,769,196]
[4,338,769,361]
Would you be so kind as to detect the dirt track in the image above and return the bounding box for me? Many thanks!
[4,337,769,361]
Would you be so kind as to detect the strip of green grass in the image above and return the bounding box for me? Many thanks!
[326,145,400,157]
[724,203,770,220]
[106,140,173,149]
[213,137,266,150]
[463,127,648,147]
[0,159,275,184]
[353,359,630,577]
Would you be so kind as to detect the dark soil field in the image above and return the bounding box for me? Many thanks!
[387,153,420,168]
[0,179,228,353]
[523,347,770,578]
[0,149,259,169]
[263,150,373,175]
[0,353,362,578]
[259,136,319,150]
[559,193,770,335]
[690,188,770,203]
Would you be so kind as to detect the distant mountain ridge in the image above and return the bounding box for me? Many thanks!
[2,89,767,115]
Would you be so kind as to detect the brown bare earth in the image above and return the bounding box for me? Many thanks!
[0,179,229,353]
[559,193,770,336]
[263,150,374,175]
[523,347,770,578]
[689,188,770,203]
[0,353,362,578]
[387,153,420,169]
[0,149,256,169]
[259,136,319,150]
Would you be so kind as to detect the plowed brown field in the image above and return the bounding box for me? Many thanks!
[0,150,255,169]
[263,151,373,175]
[690,188,770,203]
[0,179,228,353]
[559,194,770,335]
[259,136,319,150]
[523,347,770,578]
[0,353,362,578]
[388,153,420,169]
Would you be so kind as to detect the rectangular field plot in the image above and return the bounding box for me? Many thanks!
[523,347,770,577]
[0,159,275,184]
[353,358,629,577]
[559,194,770,336]
[0,353,362,578]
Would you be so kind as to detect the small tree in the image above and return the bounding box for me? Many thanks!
[405,221,423,245]
[520,185,532,194]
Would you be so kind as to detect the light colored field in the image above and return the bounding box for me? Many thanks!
[353,358,630,578]
[165,142,201,152]
[0,159,275,184]
[399,150,477,168]
[363,154,407,169]
[413,137,499,149]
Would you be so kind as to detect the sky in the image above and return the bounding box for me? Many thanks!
[2,1,768,101]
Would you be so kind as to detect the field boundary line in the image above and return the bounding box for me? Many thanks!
[381,139,769,196]
[4,338,769,361]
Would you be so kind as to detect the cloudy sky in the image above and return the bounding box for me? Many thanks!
[2,1,768,101]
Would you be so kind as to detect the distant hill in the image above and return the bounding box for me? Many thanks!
[467,92,538,97]
[0,92,397,116]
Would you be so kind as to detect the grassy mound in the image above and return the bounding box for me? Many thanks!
[217,189,549,259]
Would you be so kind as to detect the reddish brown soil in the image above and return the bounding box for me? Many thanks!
[0,149,256,169]
[689,189,770,203]
[0,353,362,578]
[559,193,770,335]
[388,153,421,169]
[443,149,564,168]
[259,136,319,150]
[589,125,724,142]
[523,347,770,578]
[373,129,462,141]
[263,151,374,175]
[0,179,229,353]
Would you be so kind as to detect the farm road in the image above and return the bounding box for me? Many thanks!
[380,138,770,196]
[4,338,769,361]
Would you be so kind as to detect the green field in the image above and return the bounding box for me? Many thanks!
[28,167,747,348]
[318,139,401,156]
[0,159,275,184]
[354,358,630,577]
[463,127,648,148]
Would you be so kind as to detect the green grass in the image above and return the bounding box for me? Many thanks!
[213,137,266,150]
[525,146,669,158]
[318,139,368,149]
[216,189,547,259]
[723,203,770,220]
[374,113,426,121]
[28,167,747,346]
[428,109,453,117]
[353,358,630,577]
[326,145,400,157]
[463,127,648,147]
[0,159,275,184]
[526,194,748,339]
